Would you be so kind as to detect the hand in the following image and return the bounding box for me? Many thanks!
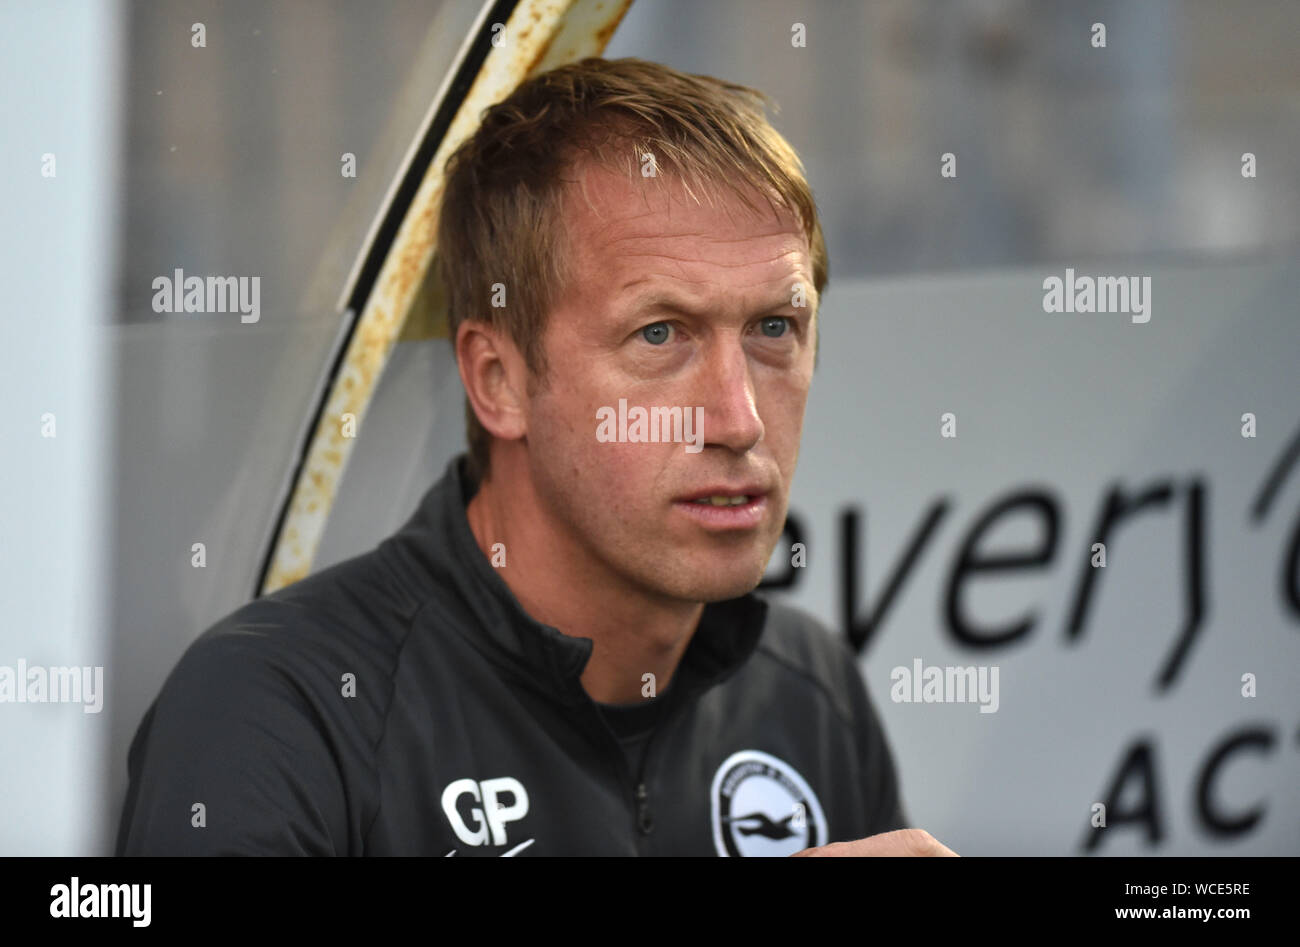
[790,828,959,856]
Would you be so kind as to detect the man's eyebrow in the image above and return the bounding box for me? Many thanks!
[621,288,810,316]
[622,291,705,315]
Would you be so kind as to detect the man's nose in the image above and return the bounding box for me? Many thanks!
[698,337,764,454]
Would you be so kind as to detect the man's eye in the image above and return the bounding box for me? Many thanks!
[641,322,671,345]
[760,316,789,338]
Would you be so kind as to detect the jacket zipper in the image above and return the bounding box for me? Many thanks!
[632,722,666,836]
[586,684,688,847]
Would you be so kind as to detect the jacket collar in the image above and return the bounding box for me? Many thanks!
[392,454,769,709]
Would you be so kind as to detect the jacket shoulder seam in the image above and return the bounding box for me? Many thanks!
[357,602,428,851]
[751,642,859,734]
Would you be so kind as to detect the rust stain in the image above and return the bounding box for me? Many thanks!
[524,35,557,76]
[594,18,617,46]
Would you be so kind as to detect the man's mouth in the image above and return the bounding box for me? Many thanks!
[674,487,770,530]
[689,494,755,506]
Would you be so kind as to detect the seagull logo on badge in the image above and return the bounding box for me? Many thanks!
[723,811,800,840]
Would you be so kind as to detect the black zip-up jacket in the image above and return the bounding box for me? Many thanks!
[116,455,907,856]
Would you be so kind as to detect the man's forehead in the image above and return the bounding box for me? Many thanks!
[561,160,811,275]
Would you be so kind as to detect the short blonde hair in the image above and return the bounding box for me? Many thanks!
[436,57,828,482]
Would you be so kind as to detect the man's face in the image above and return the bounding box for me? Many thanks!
[521,159,818,605]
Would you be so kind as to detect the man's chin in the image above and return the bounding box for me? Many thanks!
[653,563,768,605]
[662,533,782,602]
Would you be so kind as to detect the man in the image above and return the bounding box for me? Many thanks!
[116,57,955,857]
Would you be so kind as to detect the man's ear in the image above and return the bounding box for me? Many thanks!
[455,320,530,443]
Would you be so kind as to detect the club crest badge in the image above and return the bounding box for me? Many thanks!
[710,749,826,856]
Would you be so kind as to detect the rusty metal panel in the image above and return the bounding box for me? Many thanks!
[261,0,633,593]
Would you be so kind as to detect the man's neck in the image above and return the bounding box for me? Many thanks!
[465,464,704,705]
